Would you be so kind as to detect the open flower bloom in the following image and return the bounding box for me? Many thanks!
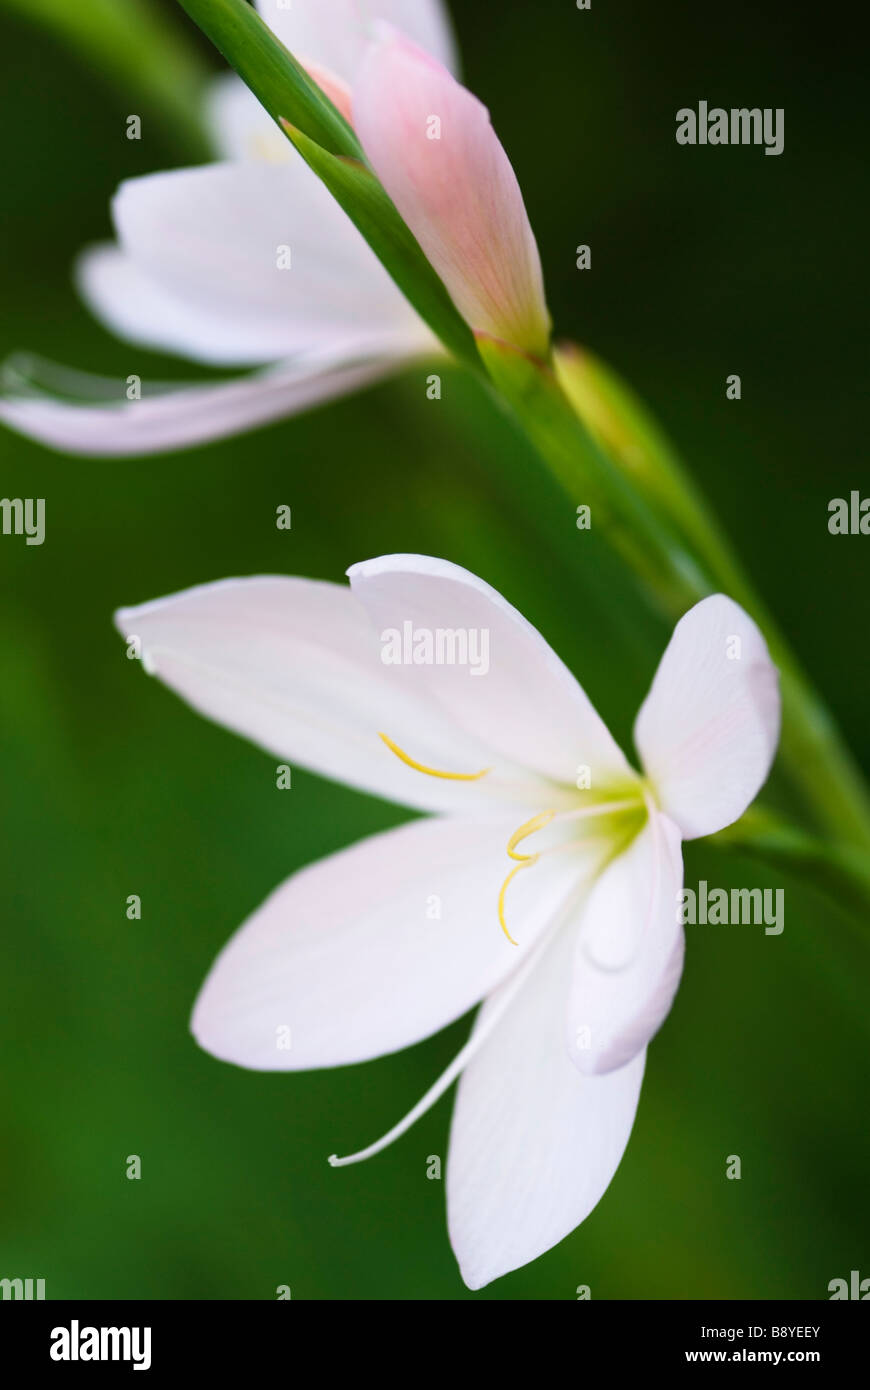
[0,0,548,457]
[115,554,780,1288]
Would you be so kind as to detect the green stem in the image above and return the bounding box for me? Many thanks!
[175,0,480,367]
[481,336,870,852]
[478,336,709,612]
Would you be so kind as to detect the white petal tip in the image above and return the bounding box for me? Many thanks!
[453,1251,511,1290]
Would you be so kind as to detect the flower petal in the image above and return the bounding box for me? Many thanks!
[256,0,458,84]
[207,68,353,161]
[447,919,646,1290]
[114,575,552,812]
[347,553,636,793]
[635,595,781,839]
[353,28,550,355]
[0,355,396,457]
[85,160,432,367]
[301,60,355,126]
[568,812,684,1076]
[192,812,582,1070]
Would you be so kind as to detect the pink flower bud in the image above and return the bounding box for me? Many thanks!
[353,26,551,358]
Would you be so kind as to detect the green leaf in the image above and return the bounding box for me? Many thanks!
[476,333,710,611]
[177,0,358,158]
[554,342,746,583]
[282,124,480,370]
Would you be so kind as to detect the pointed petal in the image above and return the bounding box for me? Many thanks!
[255,0,458,83]
[635,595,781,839]
[353,28,550,356]
[192,812,583,1070]
[347,554,635,793]
[0,356,395,457]
[568,812,684,1076]
[85,160,431,367]
[113,575,551,812]
[447,920,646,1290]
[207,69,352,159]
[77,237,426,372]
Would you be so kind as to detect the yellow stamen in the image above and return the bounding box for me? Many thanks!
[378,732,491,781]
[499,810,557,945]
[506,810,557,861]
[498,861,536,946]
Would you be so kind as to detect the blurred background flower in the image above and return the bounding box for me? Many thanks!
[0,0,867,1299]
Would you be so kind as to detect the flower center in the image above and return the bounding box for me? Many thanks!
[379,733,645,945]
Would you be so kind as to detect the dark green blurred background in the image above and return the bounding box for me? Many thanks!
[1,0,867,1299]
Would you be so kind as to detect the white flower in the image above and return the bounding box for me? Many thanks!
[0,0,550,454]
[0,1,458,456]
[115,553,780,1288]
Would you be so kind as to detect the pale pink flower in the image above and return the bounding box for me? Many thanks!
[116,554,780,1287]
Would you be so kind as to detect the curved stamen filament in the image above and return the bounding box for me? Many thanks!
[499,809,558,946]
[507,809,557,861]
[378,732,491,781]
[328,904,567,1169]
[498,798,642,945]
[498,859,536,944]
[378,726,643,947]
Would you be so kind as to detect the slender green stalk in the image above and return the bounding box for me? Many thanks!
[477,337,710,611]
[177,0,361,157]
[176,0,479,367]
[553,345,870,852]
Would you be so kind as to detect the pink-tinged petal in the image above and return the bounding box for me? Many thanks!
[192,813,584,1071]
[303,60,354,126]
[635,595,781,839]
[348,554,636,794]
[447,919,646,1290]
[0,355,398,458]
[113,575,553,813]
[353,28,551,356]
[256,0,459,84]
[87,160,432,367]
[567,812,685,1076]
